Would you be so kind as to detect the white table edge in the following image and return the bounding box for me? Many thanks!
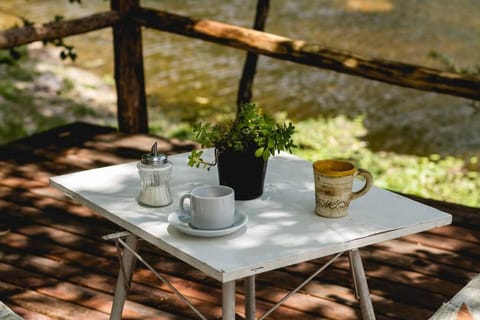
[50,176,452,283]
[220,214,452,282]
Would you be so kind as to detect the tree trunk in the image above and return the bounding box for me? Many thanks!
[236,0,270,114]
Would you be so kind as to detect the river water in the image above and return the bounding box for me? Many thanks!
[1,0,479,157]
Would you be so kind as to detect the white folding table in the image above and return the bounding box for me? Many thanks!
[50,150,452,320]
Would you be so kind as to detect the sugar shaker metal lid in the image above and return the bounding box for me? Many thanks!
[141,142,168,165]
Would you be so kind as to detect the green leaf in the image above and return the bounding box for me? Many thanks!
[262,150,270,160]
[189,102,295,165]
[255,147,264,158]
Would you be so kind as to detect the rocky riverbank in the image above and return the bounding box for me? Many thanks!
[0,43,117,143]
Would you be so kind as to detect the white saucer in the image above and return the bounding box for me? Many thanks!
[168,211,248,237]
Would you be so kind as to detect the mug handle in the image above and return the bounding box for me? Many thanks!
[179,193,192,215]
[351,169,373,200]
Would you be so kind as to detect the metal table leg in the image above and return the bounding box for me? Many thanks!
[349,249,376,320]
[110,234,139,320]
[222,281,236,320]
[245,276,256,320]
[105,231,208,320]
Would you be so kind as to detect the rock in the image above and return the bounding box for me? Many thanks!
[33,72,63,94]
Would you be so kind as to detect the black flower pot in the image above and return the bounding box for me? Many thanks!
[217,148,268,200]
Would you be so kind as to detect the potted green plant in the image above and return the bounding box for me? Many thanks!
[188,103,296,200]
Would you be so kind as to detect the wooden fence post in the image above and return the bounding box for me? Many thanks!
[111,0,148,133]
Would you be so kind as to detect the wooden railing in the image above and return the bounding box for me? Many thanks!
[1,0,479,133]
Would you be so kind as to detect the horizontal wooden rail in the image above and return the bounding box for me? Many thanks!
[0,11,120,49]
[134,7,480,101]
[0,6,478,102]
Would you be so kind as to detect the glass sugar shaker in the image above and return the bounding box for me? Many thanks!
[137,142,173,207]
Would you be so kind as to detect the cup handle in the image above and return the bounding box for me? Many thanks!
[179,194,192,215]
[351,169,373,200]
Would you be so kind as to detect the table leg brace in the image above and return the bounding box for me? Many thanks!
[110,234,139,320]
[349,249,376,320]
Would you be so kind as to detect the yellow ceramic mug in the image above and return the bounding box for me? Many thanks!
[313,159,373,218]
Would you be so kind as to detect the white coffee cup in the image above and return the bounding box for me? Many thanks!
[179,185,235,230]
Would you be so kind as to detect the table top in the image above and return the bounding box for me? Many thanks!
[50,150,452,282]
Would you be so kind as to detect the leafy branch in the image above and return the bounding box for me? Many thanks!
[188,103,296,169]
[0,1,81,64]
[42,15,77,61]
[429,51,480,76]
[429,50,480,112]
[0,18,33,64]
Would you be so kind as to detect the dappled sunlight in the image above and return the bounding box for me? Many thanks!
[345,0,393,13]
[0,0,478,316]
[0,11,22,30]
[1,123,479,319]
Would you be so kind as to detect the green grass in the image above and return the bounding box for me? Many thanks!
[293,115,480,207]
